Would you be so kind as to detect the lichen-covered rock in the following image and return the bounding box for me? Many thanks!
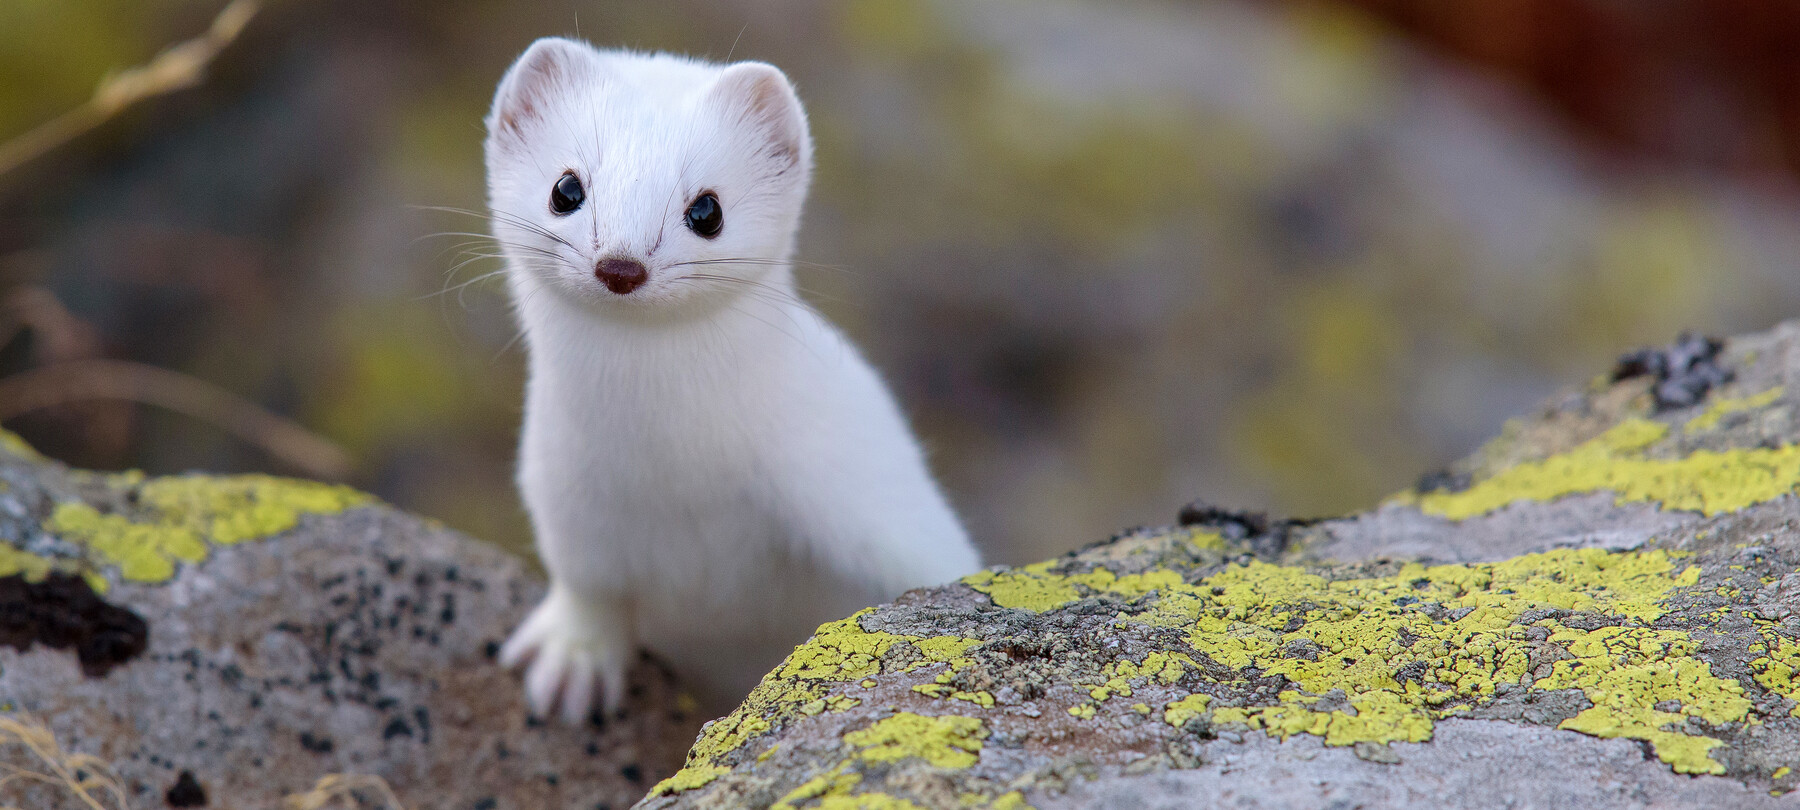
[0,437,701,809]
[641,320,1800,810]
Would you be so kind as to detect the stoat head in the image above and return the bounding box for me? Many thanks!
[483,38,813,314]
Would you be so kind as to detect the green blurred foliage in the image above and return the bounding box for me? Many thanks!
[3,0,1796,567]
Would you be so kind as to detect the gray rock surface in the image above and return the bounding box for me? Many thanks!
[639,320,1800,810]
[0,444,700,809]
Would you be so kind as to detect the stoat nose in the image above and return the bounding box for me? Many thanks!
[595,257,649,295]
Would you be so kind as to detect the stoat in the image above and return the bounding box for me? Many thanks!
[483,38,981,720]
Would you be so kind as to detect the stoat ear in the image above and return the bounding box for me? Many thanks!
[489,37,598,142]
[709,62,812,174]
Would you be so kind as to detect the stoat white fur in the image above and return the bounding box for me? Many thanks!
[483,38,981,720]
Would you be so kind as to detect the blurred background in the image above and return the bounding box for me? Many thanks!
[2,0,1798,567]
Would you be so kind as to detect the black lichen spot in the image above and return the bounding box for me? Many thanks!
[620,764,643,784]
[483,640,501,660]
[298,732,334,754]
[1612,332,1733,411]
[1175,500,1314,557]
[382,718,413,740]
[0,573,148,677]
[472,798,497,810]
[165,770,207,807]
[1178,501,1269,535]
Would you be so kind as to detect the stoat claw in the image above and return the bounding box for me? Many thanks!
[500,587,630,723]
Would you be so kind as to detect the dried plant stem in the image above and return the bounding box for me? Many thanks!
[0,359,353,480]
[0,713,129,810]
[284,774,409,810]
[0,0,259,178]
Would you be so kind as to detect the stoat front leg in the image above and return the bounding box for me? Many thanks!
[499,582,633,723]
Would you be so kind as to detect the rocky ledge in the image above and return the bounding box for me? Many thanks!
[0,434,699,809]
[641,321,1800,810]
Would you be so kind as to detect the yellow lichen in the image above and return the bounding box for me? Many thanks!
[956,514,1750,774]
[1416,419,1800,519]
[766,714,1001,810]
[777,613,980,682]
[0,429,43,462]
[803,793,930,809]
[962,562,1081,612]
[135,475,367,545]
[41,473,368,587]
[0,545,55,582]
[843,713,987,768]
[1115,547,1740,773]
[652,612,984,797]
[773,771,864,810]
[964,562,1190,613]
[651,764,731,794]
[1751,636,1800,716]
[962,531,1220,612]
[1686,387,1785,433]
[663,416,1800,795]
[1163,694,1211,728]
[985,792,1033,809]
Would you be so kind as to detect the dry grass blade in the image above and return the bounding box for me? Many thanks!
[284,774,409,810]
[0,0,260,178]
[0,359,354,480]
[0,713,129,810]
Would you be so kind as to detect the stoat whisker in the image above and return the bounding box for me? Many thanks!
[671,273,812,311]
[666,257,853,274]
[675,271,853,310]
[670,274,832,348]
[416,205,583,253]
[493,284,552,361]
[714,298,813,356]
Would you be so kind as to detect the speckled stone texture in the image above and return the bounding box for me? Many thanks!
[0,447,701,809]
[640,320,1800,810]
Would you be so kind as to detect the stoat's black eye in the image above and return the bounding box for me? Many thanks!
[685,192,723,238]
[550,172,584,215]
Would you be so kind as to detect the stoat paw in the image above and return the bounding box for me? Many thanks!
[498,587,631,724]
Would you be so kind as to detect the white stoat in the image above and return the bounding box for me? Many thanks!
[483,38,981,720]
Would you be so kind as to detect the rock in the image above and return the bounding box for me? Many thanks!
[641,320,1800,810]
[0,435,700,809]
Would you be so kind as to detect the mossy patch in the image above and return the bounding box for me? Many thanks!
[1413,419,1800,520]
